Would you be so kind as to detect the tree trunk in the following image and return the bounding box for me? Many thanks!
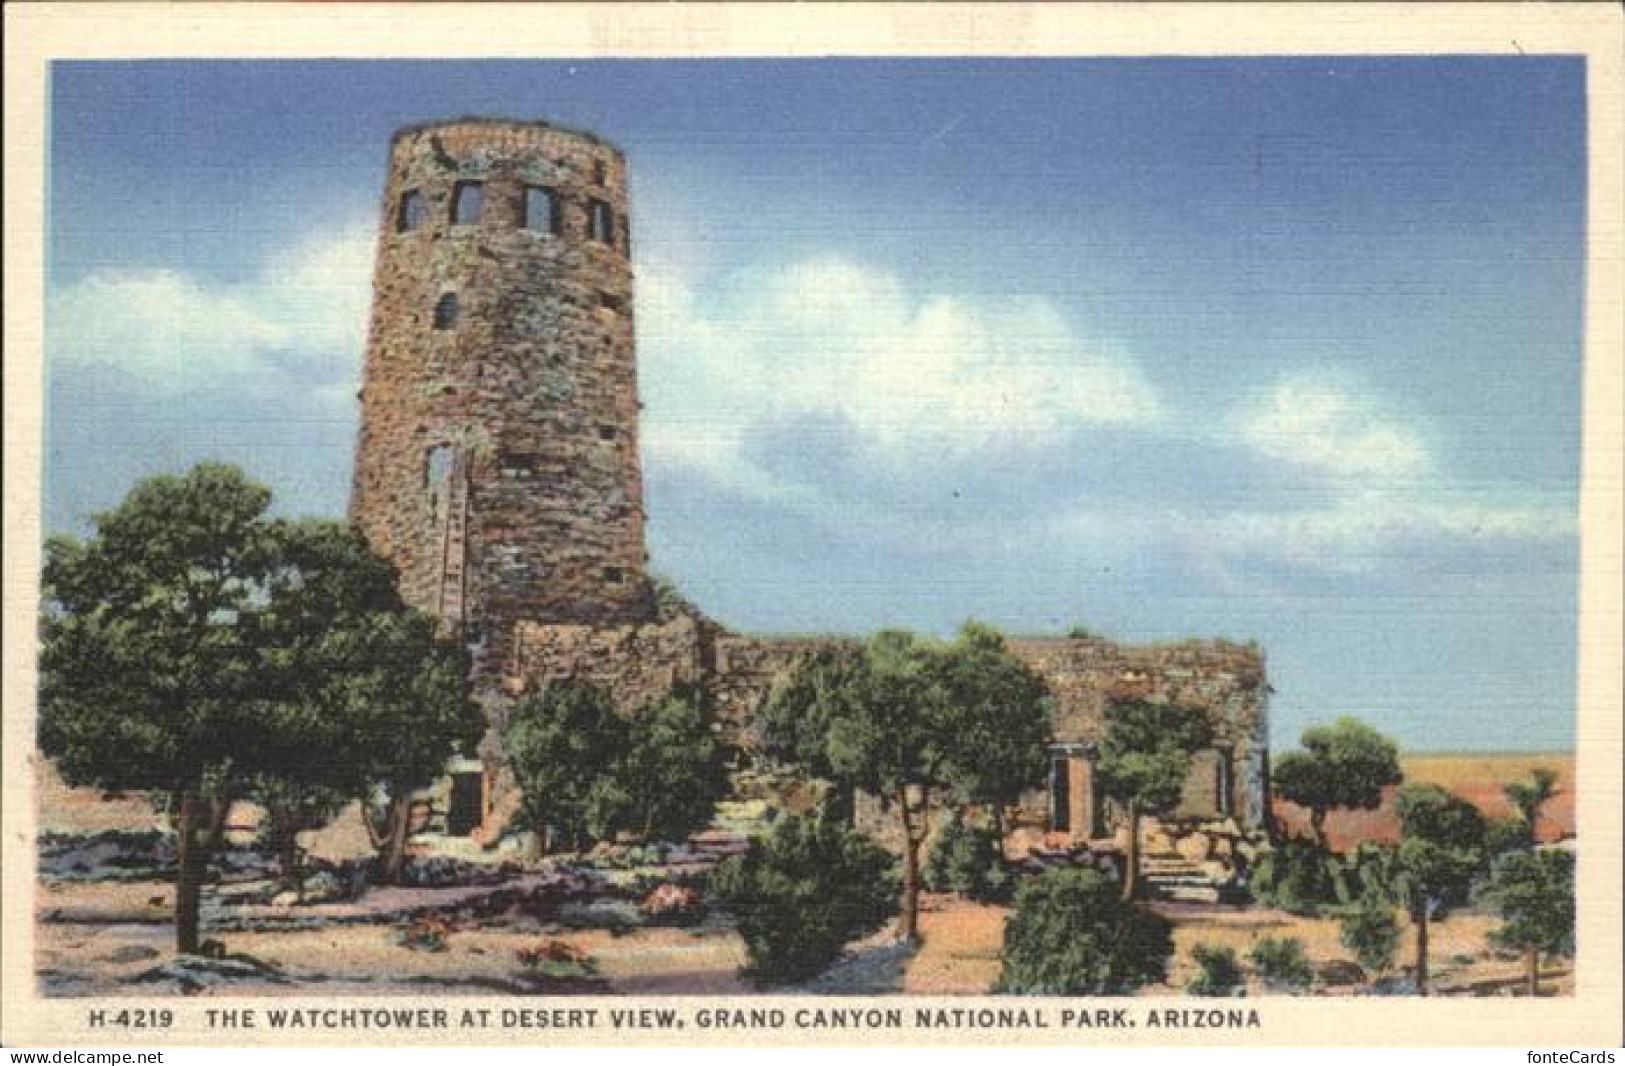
[1525,945,1540,997]
[173,790,208,955]
[276,822,303,901]
[377,792,413,885]
[1414,903,1429,996]
[991,805,1008,861]
[1310,809,1328,850]
[1120,800,1141,902]
[897,785,921,942]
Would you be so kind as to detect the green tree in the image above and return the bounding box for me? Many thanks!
[1186,943,1245,997]
[504,681,632,851]
[621,686,729,841]
[1479,848,1574,996]
[933,623,1052,853]
[995,868,1173,995]
[1338,888,1400,979]
[1094,698,1215,901]
[756,643,865,823]
[923,810,1012,903]
[39,463,282,954]
[239,519,481,887]
[711,814,898,983]
[1271,718,1402,850]
[1385,783,1487,995]
[1502,768,1560,846]
[1247,936,1314,993]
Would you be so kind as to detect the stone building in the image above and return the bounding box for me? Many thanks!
[348,118,1269,846]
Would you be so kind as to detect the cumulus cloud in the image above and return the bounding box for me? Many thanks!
[1233,370,1432,482]
[637,254,1161,489]
[49,222,375,396]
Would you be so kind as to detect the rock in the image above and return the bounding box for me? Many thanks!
[1317,959,1366,987]
[1210,836,1234,860]
[1198,859,1235,884]
[1174,834,1212,862]
[106,945,161,964]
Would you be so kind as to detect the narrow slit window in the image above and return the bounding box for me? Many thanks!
[598,292,624,314]
[433,293,459,330]
[592,159,608,185]
[603,566,625,585]
[396,190,426,232]
[597,425,617,441]
[452,181,484,225]
[588,199,616,245]
[524,186,561,235]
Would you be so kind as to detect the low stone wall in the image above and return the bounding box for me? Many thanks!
[498,620,1269,835]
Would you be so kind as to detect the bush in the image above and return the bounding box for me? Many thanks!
[639,883,706,926]
[1249,839,1390,914]
[516,939,596,981]
[1186,943,1245,997]
[1338,890,1399,977]
[1248,937,1313,992]
[924,812,1013,903]
[995,868,1173,995]
[397,915,451,952]
[711,815,898,983]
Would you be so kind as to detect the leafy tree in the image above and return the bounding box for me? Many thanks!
[39,463,283,954]
[1384,783,1487,995]
[1186,943,1245,997]
[1094,698,1215,901]
[1272,718,1402,850]
[1502,768,1560,846]
[995,868,1173,995]
[923,811,1012,903]
[505,681,632,851]
[342,612,482,882]
[505,681,728,851]
[759,624,1047,940]
[1479,847,1574,996]
[1339,888,1400,979]
[240,519,481,886]
[933,623,1052,851]
[756,643,866,823]
[1247,936,1314,992]
[711,814,898,983]
[621,687,729,841]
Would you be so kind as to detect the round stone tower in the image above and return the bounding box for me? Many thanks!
[350,118,655,680]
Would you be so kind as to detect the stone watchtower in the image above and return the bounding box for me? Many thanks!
[350,119,655,682]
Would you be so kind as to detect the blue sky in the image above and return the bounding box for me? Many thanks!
[44,58,1585,751]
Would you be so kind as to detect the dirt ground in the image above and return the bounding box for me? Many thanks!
[1272,752,1575,852]
[34,751,1576,999]
[35,880,1570,999]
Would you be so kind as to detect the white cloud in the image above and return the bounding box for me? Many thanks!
[637,254,1161,486]
[49,222,375,394]
[1234,370,1431,482]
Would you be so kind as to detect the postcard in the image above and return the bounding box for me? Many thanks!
[4,2,1621,1050]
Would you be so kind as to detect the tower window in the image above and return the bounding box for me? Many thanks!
[588,199,616,245]
[597,425,617,441]
[598,292,624,314]
[524,186,561,235]
[592,159,608,185]
[603,566,625,585]
[451,181,484,225]
[396,190,426,232]
[433,293,459,330]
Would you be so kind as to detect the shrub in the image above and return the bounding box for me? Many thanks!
[1338,890,1399,977]
[995,868,1173,995]
[1250,839,1389,914]
[1186,943,1245,997]
[640,883,706,926]
[924,812,1013,903]
[397,915,451,952]
[1248,936,1313,992]
[710,815,898,983]
[516,939,596,980]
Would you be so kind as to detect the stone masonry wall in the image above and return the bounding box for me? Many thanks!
[502,623,1269,831]
[349,119,654,684]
